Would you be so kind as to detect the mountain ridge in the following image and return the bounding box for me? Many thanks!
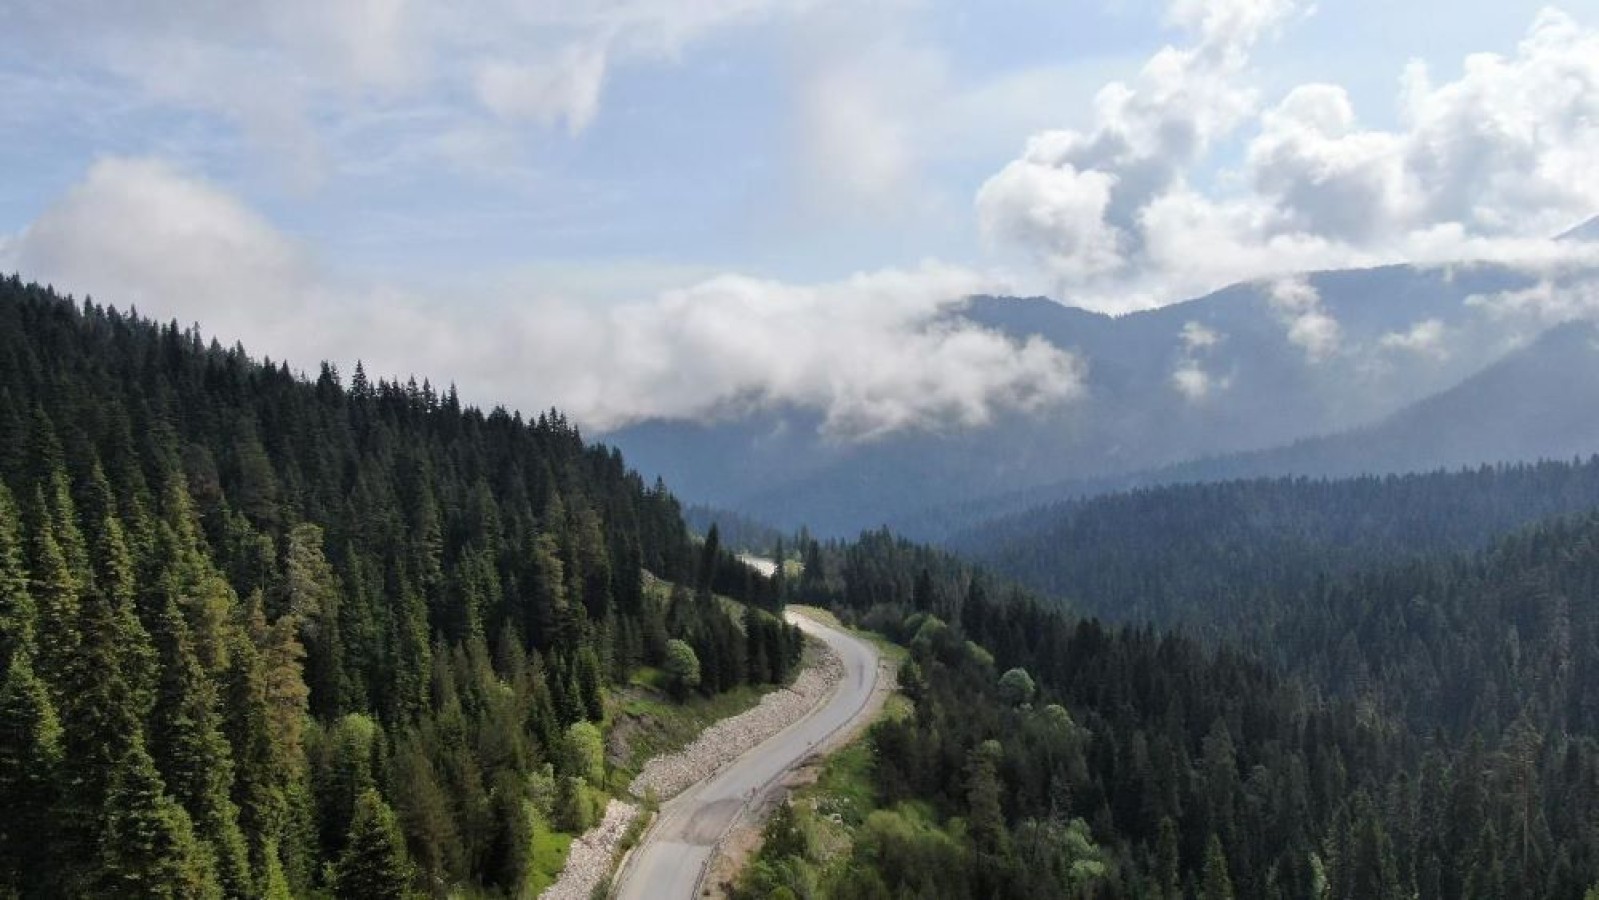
[611,260,1589,535]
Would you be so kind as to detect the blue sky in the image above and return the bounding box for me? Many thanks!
[4,0,1599,435]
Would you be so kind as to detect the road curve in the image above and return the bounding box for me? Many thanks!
[614,611,881,899]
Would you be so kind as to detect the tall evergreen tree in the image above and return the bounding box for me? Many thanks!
[0,652,62,895]
[25,486,82,706]
[0,485,34,670]
[100,736,224,900]
[1201,834,1236,900]
[148,597,252,897]
[334,788,413,900]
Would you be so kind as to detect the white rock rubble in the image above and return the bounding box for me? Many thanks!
[628,642,844,800]
[537,799,639,900]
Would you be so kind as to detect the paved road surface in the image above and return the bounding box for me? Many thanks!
[614,611,881,899]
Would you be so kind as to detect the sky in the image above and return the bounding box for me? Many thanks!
[3,0,1599,437]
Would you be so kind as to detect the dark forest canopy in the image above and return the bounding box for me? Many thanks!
[0,276,800,897]
[957,458,1599,635]
[766,493,1599,898]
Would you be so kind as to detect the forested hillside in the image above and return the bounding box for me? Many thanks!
[957,459,1599,633]
[746,519,1599,898]
[0,276,800,897]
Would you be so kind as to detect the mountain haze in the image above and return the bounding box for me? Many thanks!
[612,261,1596,535]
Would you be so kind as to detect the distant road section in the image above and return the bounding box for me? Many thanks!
[614,611,881,899]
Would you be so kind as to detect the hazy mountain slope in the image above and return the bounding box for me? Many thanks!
[1560,215,1599,242]
[894,320,1599,541]
[1150,319,1599,482]
[610,262,1553,535]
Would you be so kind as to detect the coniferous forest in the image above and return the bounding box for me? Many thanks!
[739,520,1599,898]
[0,278,801,897]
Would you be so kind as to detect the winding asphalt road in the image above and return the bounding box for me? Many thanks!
[614,611,881,899]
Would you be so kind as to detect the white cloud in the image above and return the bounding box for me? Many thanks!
[0,158,317,337]
[1268,276,1341,362]
[525,266,1086,439]
[977,153,1123,280]
[9,0,834,178]
[1170,321,1229,401]
[475,46,608,134]
[782,13,1131,219]
[1171,360,1227,401]
[1465,278,1599,326]
[1180,320,1223,350]
[1379,319,1450,360]
[979,2,1599,313]
[976,0,1305,301]
[0,156,1084,441]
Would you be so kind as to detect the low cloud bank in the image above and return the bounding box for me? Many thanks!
[1,157,1084,441]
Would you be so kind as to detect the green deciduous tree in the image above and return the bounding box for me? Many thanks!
[664,638,701,700]
[998,667,1036,707]
[563,721,605,786]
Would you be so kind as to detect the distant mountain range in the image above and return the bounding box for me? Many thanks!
[610,259,1599,537]
[893,319,1599,541]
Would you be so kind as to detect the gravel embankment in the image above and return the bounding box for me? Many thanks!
[628,642,844,800]
[539,638,844,898]
[537,799,639,900]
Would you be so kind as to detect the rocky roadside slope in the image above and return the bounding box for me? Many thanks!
[538,800,640,900]
[537,638,844,899]
[629,641,843,800]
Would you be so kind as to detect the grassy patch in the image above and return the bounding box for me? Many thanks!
[880,692,914,722]
[786,604,840,628]
[810,735,876,825]
[523,813,573,898]
[609,683,772,773]
[627,666,670,692]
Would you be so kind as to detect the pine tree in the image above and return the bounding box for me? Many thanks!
[284,523,346,716]
[26,486,82,704]
[333,788,413,900]
[699,524,722,594]
[80,463,158,716]
[221,614,293,894]
[153,475,236,674]
[1202,834,1236,900]
[0,652,63,894]
[148,597,253,897]
[60,572,146,825]
[100,736,224,900]
[575,645,605,720]
[0,485,35,670]
[967,740,1011,857]
[1155,816,1182,900]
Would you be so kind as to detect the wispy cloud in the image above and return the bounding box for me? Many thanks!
[1,156,1084,440]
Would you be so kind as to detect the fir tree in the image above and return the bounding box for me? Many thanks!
[0,485,34,670]
[0,652,62,894]
[148,597,252,897]
[1201,834,1236,900]
[333,788,413,900]
[100,737,224,900]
